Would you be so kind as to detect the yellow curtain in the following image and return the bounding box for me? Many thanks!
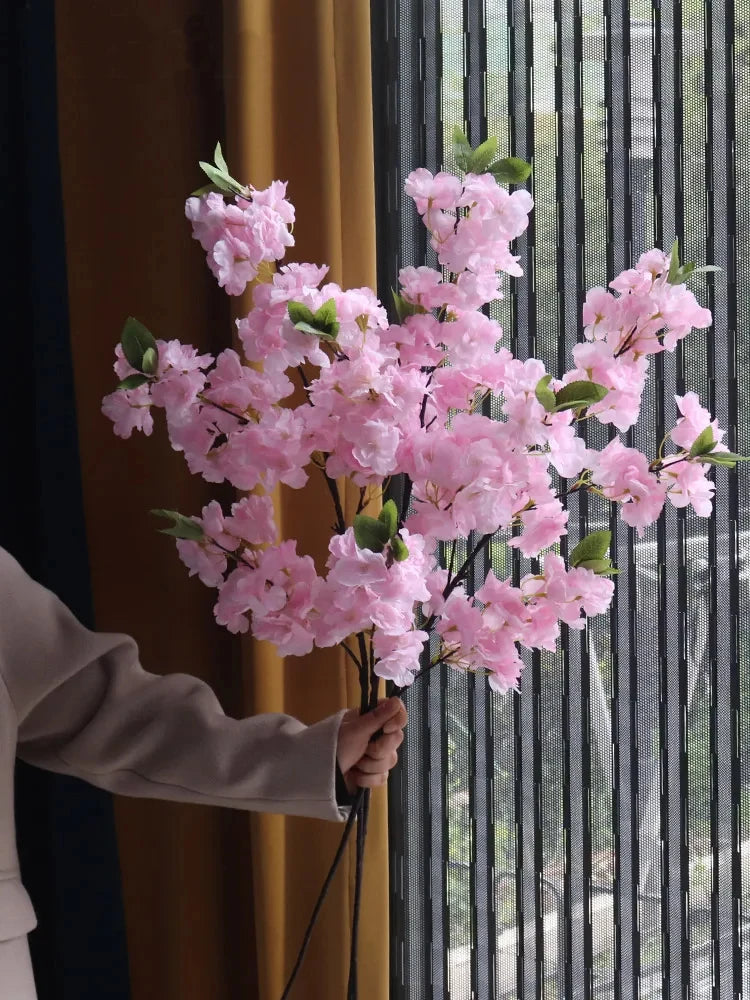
[223,2,389,998]
[55,0,388,997]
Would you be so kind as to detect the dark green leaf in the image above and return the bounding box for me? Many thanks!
[287,301,316,326]
[141,347,158,376]
[390,536,410,562]
[570,530,612,568]
[552,380,608,411]
[288,299,339,341]
[150,509,204,541]
[292,321,339,341]
[535,374,556,412]
[117,373,150,391]
[489,156,532,185]
[353,514,391,553]
[467,136,498,175]
[689,426,716,458]
[121,317,157,372]
[378,499,399,538]
[314,298,338,327]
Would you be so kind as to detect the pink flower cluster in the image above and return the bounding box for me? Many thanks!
[185,182,295,295]
[565,249,712,431]
[422,555,614,693]
[103,160,723,690]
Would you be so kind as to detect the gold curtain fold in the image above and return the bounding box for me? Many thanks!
[223,2,389,998]
[55,0,387,997]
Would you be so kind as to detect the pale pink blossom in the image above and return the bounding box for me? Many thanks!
[670,392,726,451]
[373,629,429,686]
[590,438,667,535]
[101,385,154,439]
[662,461,716,516]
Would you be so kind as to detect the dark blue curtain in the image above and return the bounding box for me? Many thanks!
[2,2,131,996]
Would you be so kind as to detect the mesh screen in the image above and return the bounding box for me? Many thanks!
[371,0,749,996]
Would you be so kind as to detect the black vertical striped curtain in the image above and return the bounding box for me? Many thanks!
[372,0,748,997]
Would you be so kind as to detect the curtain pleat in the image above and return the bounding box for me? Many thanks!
[55,3,256,997]
[223,2,389,997]
[55,0,388,997]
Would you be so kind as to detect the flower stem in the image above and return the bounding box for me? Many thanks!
[399,474,414,525]
[347,789,370,1000]
[323,470,347,534]
[279,791,365,1000]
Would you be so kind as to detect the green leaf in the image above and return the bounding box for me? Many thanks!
[489,156,532,185]
[552,380,608,411]
[535,374,556,412]
[353,514,391,553]
[314,298,338,328]
[213,141,228,174]
[679,262,696,281]
[288,299,339,341]
[378,499,399,538]
[141,347,159,376]
[689,426,716,458]
[390,536,410,562]
[391,289,427,322]
[117,373,150,391]
[666,240,703,286]
[198,161,245,197]
[692,265,721,276]
[667,239,681,284]
[570,530,612,568]
[121,317,157,372]
[288,301,316,326]
[576,558,619,575]
[452,125,473,171]
[150,509,204,541]
[292,321,340,341]
[467,136,498,175]
[700,452,748,467]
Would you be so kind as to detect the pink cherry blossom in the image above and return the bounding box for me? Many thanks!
[101,384,154,439]
[662,460,716,516]
[670,392,726,451]
[372,629,429,687]
[590,439,667,535]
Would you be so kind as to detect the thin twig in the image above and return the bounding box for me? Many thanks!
[197,392,250,425]
[341,642,363,671]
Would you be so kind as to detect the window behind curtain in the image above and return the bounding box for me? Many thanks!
[371,0,749,997]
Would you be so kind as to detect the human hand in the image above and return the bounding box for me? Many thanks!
[336,696,408,795]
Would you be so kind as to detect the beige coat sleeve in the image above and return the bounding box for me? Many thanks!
[0,548,347,821]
